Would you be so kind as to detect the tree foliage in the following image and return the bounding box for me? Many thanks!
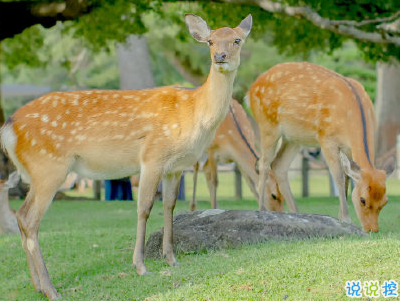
[2,0,399,69]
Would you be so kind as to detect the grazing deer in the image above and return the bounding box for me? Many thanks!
[0,171,20,234]
[0,14,252,300]
[248,62,395,232]
[190,99,283,211]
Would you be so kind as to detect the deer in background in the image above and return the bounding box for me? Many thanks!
[0,14,252,300]
[190,98,283,211]
[0,171,20,234]
[249,62,395,232]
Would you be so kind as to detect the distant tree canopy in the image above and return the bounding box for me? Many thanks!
[1,0,399,69]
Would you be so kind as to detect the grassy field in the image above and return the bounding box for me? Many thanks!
[1,175,400,301]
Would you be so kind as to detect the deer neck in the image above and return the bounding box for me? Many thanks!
[195,67,237,129]
[351,147,375,171]
[349,128,375,171]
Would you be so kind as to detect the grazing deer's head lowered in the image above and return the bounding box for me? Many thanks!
[340,151,394,232]
[249,62,394,232]
[1,13,251,300]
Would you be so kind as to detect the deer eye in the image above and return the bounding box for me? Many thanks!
[360,197,366,206]
[207,40,213,46]
[234,38,241,45]
[271,193,277,200]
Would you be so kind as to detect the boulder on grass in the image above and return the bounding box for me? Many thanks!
[144,209,366,259]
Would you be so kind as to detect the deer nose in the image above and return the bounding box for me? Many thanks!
[214,52,227,63]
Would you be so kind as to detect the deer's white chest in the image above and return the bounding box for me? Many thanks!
[165,127,216,173]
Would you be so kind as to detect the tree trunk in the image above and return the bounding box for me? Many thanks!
[117,35,155,90]
[375,60,400,160]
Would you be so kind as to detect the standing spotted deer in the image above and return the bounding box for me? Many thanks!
[190,99,283,211]
[0,14,252,300]
[249,62,395,232]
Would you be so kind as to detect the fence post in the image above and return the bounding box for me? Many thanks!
[302,155,309,197]
[234,164,242,200]
[93,180,102,200]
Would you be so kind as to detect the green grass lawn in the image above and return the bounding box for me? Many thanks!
[1,174,400,301]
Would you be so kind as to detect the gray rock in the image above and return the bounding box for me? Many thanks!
[144,209,366,259]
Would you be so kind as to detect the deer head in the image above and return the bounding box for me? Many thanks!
[340,151,395,232]
[185,14,252,74]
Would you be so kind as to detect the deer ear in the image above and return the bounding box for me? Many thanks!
[237,14,252,38]
[379,154,396,176]
[185,14,211,43]
[340,151,361,182]
[5,171,20,189]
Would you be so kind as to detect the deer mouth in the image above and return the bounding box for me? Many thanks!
[214,61,231,73]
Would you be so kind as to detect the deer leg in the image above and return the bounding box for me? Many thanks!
[133,164,162,276]
[345,175,350,199]
[258,128,279,211]
[271,140,300,213]
[320,142,350,223]
[16,171,66,301]
[17,191,41,292]
[203,156,218,209]
[162,172,182,267]
[189,162,199,211]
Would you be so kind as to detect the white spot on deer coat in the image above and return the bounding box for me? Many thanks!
[41,115,49,122]
[112,135,124,140]
[76,135,86,141]
[51,121,58,127]
[25,113,39,118]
